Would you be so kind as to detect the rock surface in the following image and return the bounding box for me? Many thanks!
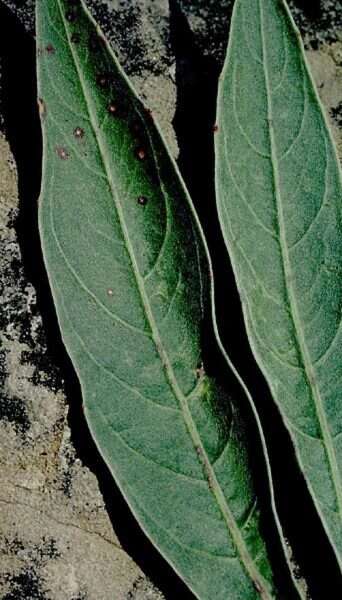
[0,1,341,599]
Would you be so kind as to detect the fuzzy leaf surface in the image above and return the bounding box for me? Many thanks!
[215,0,342,566]
[36,0,280,597]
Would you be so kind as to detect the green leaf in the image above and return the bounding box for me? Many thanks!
[36,0,283,597]
[215,0,342,568]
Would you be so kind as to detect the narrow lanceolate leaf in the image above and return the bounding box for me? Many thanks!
[215,0,342,567]
[36,0,280,597]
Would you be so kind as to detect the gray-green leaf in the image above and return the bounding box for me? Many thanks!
[36,0,280,597]
[215,0,342,568]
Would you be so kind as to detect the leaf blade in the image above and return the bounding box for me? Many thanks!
[36,0,282,597]
[215,0,342,567]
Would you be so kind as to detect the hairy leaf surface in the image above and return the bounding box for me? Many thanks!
[36,0,282,597]
[215,0,342,567]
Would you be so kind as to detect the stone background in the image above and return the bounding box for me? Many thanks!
[0,1,341,599]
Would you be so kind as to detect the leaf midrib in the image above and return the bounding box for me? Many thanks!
[53,0,273,595]
[258,0,342,527]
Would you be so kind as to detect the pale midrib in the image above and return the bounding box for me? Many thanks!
[53,1,273,596]
[258,0,342,524]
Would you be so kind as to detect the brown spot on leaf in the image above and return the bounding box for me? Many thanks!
[213,124,219,132]
[136,148,146,160]
[73,126,84,139]
[108,102,117,116]
[96,73,110,89]
[137,196,148,206]
[56,146,69,160]
[46,44,55,55]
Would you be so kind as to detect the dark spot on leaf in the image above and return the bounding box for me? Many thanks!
[108,102,117,116]
[96,72,110,88]
[136,148,146,160]
[73,126,84,139]
[137,196,148,206]
[145,107,153,120]
[56,146,69,160]
[45,44,55,55]
[213,124,219,132]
